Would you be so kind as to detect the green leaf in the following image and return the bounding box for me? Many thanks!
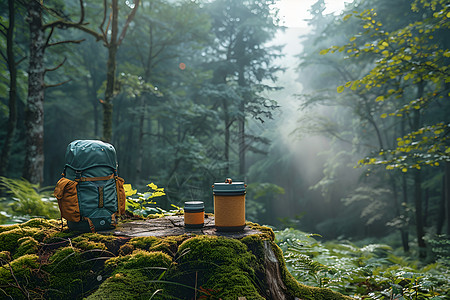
[337,86,345,93]
[343,14,352,21]
[319,49,330,55]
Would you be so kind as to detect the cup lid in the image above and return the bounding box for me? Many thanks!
[213,178,246,195]
[184,201,204,210]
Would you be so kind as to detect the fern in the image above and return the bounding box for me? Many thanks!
[0,177,59,222]
[276,229,450,299]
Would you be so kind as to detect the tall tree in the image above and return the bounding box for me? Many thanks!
[207,0,282,177]
[77,0,140,142]
[0,0,19,176]
[22,0,88,184]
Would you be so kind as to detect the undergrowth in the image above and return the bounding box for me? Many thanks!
[276,228,450,299]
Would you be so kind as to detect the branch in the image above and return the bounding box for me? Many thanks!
[117,0,140,46]
[42,0,86,30]
[40,0,103,41]
[99,0,108,37]
[47,38,85,47]
[44,79,72,89]
[15,56,27,66]
[44,26,55,49]
[44,57,67,74]
[0,50,6,62]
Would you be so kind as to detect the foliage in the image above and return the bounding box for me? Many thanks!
[276,228,450,299]
[325,0,450,170]
[0,177,59,223]
[124,182,181,217]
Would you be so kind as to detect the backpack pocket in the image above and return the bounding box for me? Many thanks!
[54,177,81,222]
[115,176,126,215]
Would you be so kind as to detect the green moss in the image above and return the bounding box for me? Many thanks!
[129,235,189,256]
[89,250,175,299]
[86,269,173,300]
[176,235,263,299]
[13,236,39,259]
[105,249,172,273]
[0,250,11,261]
[246,221,276,241]
[119,243,134,255]
[0,254,40,299]
[44,246,98,299]
[48,246,82,272]
[0,227,42,252]
[21,218,61,229]
[72,235,107,251]
[0,224,20,233]
[129,236,160,250]
[241,234,266,261]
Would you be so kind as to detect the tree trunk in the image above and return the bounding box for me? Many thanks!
[446,162,450,235]
[223,99,230,175]
[413,81,426,258]
[238,69,246,177]
[23,0,45,185]
[0,0,17,177]
[401,174,410,252]
[414,170,426,258]
[102,0,119,143]
[437,174,445,235]
[135,96,146,178]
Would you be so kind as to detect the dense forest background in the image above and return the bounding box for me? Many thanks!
[1,0,449,259]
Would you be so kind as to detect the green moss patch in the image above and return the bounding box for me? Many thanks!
[176,235,264,299]
[89,250,175,299]
[0,254,40,299]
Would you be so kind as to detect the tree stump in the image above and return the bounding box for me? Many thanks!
[0,217,352,299]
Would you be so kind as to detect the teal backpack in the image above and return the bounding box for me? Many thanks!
[54,140,126,232]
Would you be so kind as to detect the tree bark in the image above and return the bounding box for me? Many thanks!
[238,69,246,177]
[446,162,450,235]
[436,174,445,234]
[414,170,426,258]
[102,0,119,143]
[23,0,45,185]
[0,0,17,177]
[223,99,231,175]
[412,81,426,258]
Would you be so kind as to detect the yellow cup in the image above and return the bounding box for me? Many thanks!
[213,178,246,232]
[184,201,204,228]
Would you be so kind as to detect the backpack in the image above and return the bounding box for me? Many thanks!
[53,140,126,232]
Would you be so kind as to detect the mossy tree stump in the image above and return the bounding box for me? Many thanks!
[0,217,352,299]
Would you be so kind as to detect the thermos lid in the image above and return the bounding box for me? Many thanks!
[184,201,204,211]
[213,178,246,195]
